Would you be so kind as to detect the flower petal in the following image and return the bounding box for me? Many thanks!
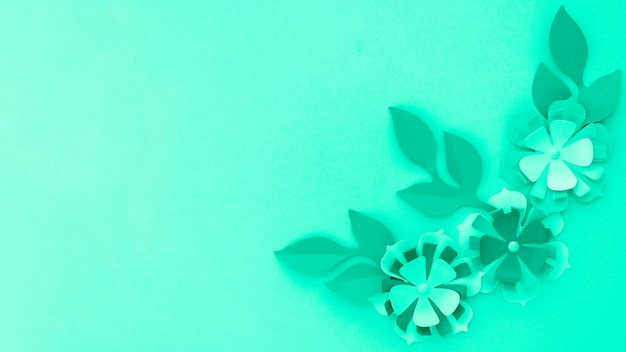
[494,254,522,283]
[492,209,521,241]
[479,236,508,264]
[520,153,550,182]
[561,138,593,166]
[501,263,541,305]
[390,284,419,315]
[428,258,457,287]
[399,256,427,285]
[518,246,548,273]
[549,120,577,148]
[413,297,439,327]
[428,288,460,316]
[523,127,553,152]
[547,159,577,191]
[517,221,550,245]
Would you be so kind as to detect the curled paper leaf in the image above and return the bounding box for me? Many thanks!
[274,236,353,275]
[532,63,571,117]
[390,107,437,175]
[391,108,485,216]
[579,70,622,123]
[550,6,588,86]
[325,262,387,302]
[275,211,396,275]
[444,132,482,190]
[349,210,395,261]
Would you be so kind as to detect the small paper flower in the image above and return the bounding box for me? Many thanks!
[370,231,481,344]
[458,188,570,304]
[506,98,613,213]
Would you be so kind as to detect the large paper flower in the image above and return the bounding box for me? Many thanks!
[458,189,570,304]
[505,98,613,213]
[369,231,481,344]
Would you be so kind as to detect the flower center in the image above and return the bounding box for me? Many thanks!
[549,148,561,160]
[508,241,520,253]
[417,283,429,295]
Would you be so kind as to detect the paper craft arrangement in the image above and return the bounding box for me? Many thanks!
[275,7,621,344]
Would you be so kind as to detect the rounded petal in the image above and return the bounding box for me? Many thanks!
[480,257,506,293]
[520,153,550,182]
[549,120,577,148]
[501,263,541,305]
[547,159,577,191]
[517,221,550,245]
[428,258,457,286]
[399,256,427,285]
[523,127,553,152]
[479,236,508,264]
[561,138,593,166]
[517,245,549,273]
[429,288,460,315]
[494,254,522,283]
[492,209,522,241]
[390,285,419,315]
[413,298,439,327]
[538,242,570,280]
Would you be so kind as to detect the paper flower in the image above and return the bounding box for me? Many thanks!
[458,188,570,304]
[369,231,481,344]
[506,98,613,213]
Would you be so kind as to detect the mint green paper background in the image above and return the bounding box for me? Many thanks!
[0,1,624,351]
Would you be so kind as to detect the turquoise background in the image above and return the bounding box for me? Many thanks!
[0,1,624,351]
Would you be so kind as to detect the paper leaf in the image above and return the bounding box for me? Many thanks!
[390,107,437,174]
[398,179,478,216]
[325,262,386,302]
[444,132,483,191]
[579,70,622,123]
[275,237,353,275]
[348,210,395,262]
[532,63,572,117]
[550,6,587,86]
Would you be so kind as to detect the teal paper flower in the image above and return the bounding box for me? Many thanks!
[506,98,613,213]
[370,231,481,344]
[458,189,570,304]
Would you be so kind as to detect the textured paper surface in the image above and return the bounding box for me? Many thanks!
[0,1,625,351]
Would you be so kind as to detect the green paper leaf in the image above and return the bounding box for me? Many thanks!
[550,6,588,86]
[275,236,353,275]
[532,63,572,117]
[444,132,483,191]
[390,107,437,174]
[579,70,622,123]
[348,210,395,262]
[325,262,386,302]
[398,179,480,216]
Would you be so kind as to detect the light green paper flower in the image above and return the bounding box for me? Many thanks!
[458,188,570,305]
[370,231,481,344]
[507,98,613,213]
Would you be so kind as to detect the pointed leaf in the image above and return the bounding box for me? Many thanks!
[398,179,480,216]
[579,70,622,123]
[532,63,572,117]
[325,262,386,302]
[444,132,483,191]
[390,107,437,174]
[348,210,395,262]
[550,6,588,86]
[275,236,353,274]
